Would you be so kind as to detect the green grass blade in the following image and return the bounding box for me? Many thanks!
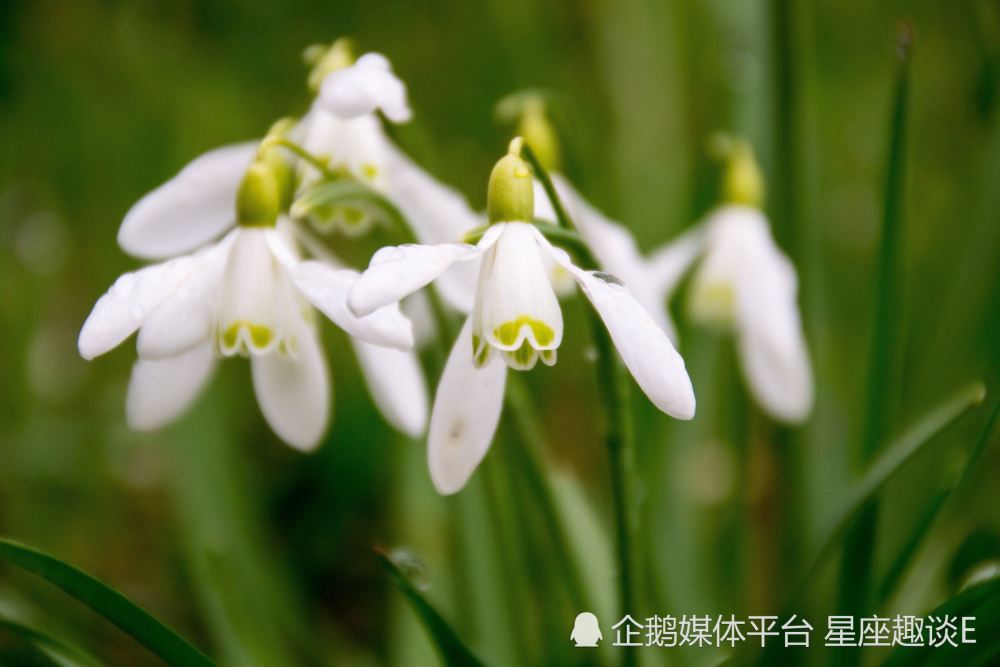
[883,575,1000,666]
[0,617,107,667]
[0,538,216,667]
[836,23,914,659]
[377,549,487,667]
[878,398,1000,602]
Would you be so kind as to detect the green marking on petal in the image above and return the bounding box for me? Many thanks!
[505,340,539,371]
[494,315,555,348]
[221,321,274,354]
[540,349,557,367]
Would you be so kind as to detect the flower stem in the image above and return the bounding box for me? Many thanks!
[589,311,636,667]
[520,142,573,229]
[261,137,340,181]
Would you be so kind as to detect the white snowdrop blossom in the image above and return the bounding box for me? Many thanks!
[348,141,696,494]
[84,152,428,447]
[684,204,813,423]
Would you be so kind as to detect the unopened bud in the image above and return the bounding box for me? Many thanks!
[722,140,765,208]
[236,162,280,228]
[518,98,561,173]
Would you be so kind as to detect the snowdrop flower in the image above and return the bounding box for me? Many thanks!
[348,139,696,494]
[680,140,813,423]
[294,40,482,311]
[80,157,425,449]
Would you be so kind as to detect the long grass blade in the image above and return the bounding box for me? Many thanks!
[878,398,1000,602]
[377,549,486,667]
[0,538,216,667]
[835,24,914,664]
[0,617,107,667]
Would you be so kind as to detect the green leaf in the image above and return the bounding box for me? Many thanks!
[837,23,916,648]
[0,538,216,667]
[879,398,1000,602]
[377,549,486,667]
[883,575,1000,667]
[788,382,986,610]
[0,617,106,667]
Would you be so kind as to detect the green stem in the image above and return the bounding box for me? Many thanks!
[590,314,636,667]
[520,143,573,229]
[505,374,593,614]
[262,137,340,181]
[835,26,912,659]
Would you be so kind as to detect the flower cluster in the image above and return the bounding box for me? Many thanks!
[79,39,814,494]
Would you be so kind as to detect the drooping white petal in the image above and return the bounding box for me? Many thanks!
[428,319,507,495]
[135,235,233,359]
[289,260,415,350]
[79,253,203,360]
[319,53,412,123]
[351,338,428,437]
[348,225,503,317]
[475,222,563,356]
[535,229,696,420]
[296,106,390,187]
[645,225,706,300]
[118,143,256,259]
[251,323,330,451]
[719,208,812,422]
[126,342,216,431]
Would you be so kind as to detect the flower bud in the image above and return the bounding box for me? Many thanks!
[518,98,561,173]
[488,137,534,224]
[236,162,280,228]
[722,140,765,208]
[306,38,355,93]
[260,118,297,210]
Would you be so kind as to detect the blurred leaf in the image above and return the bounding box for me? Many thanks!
[879,398,1000,602]
[837,22,915,645]
[0,617,106,667]
[0,538,216,667]
[883,575,1000,666]
[791,382,985,609]
[377,549,486,667]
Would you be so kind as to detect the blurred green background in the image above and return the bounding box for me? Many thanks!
[0,0,998,665]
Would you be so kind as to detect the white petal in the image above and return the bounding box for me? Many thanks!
[118,143,256,259]
[543,176,685,340]
[78,253,203,360]
[348,225,503,317]
[251,324,330,451]
[217,229,286,356]
[428,319,507,495]
[126,343,216,431]
[319,53,412,123]
[286,260,412,349]
[645,225,706,299]
[296,107,391,188]
[136,236,232,359]
[351,338,428,437]
[475,222,563,352]
[726,212,812,422]
[535,230,695,420]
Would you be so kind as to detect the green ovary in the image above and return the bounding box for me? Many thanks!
[493,315,555,348]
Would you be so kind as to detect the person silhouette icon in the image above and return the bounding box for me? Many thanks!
[570,612,603,647]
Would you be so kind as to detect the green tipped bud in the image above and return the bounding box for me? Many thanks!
[236,162,280,228]
[487,137,534,224]
[518,98,561,172]
[306,38,356,93]
[722,140,765,208]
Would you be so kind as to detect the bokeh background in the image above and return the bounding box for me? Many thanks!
[0,0,998,665]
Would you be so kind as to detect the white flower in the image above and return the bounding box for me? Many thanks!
[79,221,425,449]
[683,205,813,423]
[533,175,703,342]
[348,219,696,494]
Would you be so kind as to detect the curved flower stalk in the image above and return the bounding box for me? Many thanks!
[348,139,696,494]
[510,96,702,342]
[660,140,814,423]
[81,151,427,450]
